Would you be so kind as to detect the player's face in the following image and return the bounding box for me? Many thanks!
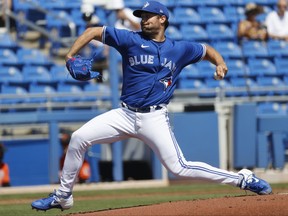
[140,12,164,36]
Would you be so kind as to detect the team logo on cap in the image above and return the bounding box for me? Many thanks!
[143,2,149,8]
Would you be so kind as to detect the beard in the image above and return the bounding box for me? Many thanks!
[141,24,159,37]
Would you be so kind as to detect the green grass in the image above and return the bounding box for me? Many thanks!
[0,183,287,216]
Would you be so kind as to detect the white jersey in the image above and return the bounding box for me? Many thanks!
[265,11,288,37]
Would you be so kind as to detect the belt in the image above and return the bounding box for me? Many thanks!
[121,102,163,113]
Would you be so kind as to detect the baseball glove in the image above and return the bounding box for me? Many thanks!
[66,56,101,81]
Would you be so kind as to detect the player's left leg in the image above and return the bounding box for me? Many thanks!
[137,106,271,195]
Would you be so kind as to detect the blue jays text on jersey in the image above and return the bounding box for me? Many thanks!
[102,26,206,107]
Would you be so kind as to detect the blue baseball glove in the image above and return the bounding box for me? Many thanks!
[66,56,100,81]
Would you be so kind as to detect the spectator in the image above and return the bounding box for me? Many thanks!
[237,3,267,42]
[59,133,91,184]
[265,0,288,41]
[0,143,11,187]
[105,0,141,31]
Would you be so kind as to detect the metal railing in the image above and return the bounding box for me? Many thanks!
[3,0,76,47]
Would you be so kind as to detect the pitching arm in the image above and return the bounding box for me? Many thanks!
[65,27,104,61]
[203,44,228,79]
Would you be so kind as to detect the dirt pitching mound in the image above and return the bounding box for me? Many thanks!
[70,193,288,216]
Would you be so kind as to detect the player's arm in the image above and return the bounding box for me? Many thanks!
[65,27,104,61]
[203,44,228,78]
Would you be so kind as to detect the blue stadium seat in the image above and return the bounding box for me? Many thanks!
[206,24,235,42]
[173,7,202,24]
[201,78,230,97]
[267,40,288,57]
[247,58,276,77]
[165,26,183,40]
[54,83,83,102]
[0,66,23,84]
[124,0,145,8]
[178,79,206,90]
[274,57,288,76]
[228,77,257,97]
[180,24,209,42]
[225,59,247,77]
[214,41,242,59]
[50,64,80,84]
[198,7,227,23]
[180,65,200,79]
[29,84,56,103]
[242,41,269,58]
[223,6,245,23]
[82,83,100,102]
[82,83,111,102]
[22,65,52,84]
[256,77,286,95]
[195,61,216,78]
[0,85,28,104]
[16,48,53,67]
[0,49,19,66]
[257,102,286,115]
[0,33,18,50]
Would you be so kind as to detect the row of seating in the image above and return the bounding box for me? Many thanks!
[178,76,288,97]
[181,56,288,78]
[0,82,111,105]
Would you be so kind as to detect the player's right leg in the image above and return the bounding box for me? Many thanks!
[137,107,272,195]
[31,108,134,211]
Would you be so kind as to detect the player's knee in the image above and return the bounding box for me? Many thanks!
[69,131,89,150]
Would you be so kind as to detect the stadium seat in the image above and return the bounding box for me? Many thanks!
[123,0,145,8]
[166,26,183,40]
[0,49,19,66]
[267,39,288,57]
[50,64,80,84]
[257,102,286,115]
[213,41,243,59]
[173,7,202,24]
[274,57,288,76]
[180,24,209,42]
[206,24,235,42]
[242,41,269,58]
[0,33,18,50]
[228,77,257,97]
[198,7,227,23]
[178,78,206,90]
[225,59,247,77]
[180,65,200,79]
[256,76,286,95]
[201,78,230,97]
[82,83,111,102]
[195,61,216,78]
[247,58,277,77]
[22,65,52,84]
[16,48,53,67]
[0,85,28,104]
[54,83,83,102]
[29,84,56,103]
[223,6,245,23]
[0,66,23,84]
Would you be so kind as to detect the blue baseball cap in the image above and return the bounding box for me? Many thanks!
[133,1,169,19]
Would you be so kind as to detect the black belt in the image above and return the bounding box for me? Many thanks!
[121,102,163,113]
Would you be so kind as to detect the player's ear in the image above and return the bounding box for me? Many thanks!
[159,15,167,25]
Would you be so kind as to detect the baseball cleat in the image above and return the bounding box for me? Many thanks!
[238,169,272,195]
[31,190,73,211]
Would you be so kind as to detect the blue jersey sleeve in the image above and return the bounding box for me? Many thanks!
[102,26,132,52]
[181,41,206,66]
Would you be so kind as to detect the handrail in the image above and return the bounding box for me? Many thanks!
[3,1,77,47]
[0,86,288,111]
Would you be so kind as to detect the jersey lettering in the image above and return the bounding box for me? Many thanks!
[161,58,176,74]
[129,55,154,66]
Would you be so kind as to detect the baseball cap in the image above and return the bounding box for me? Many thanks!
[133,1,169,19]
